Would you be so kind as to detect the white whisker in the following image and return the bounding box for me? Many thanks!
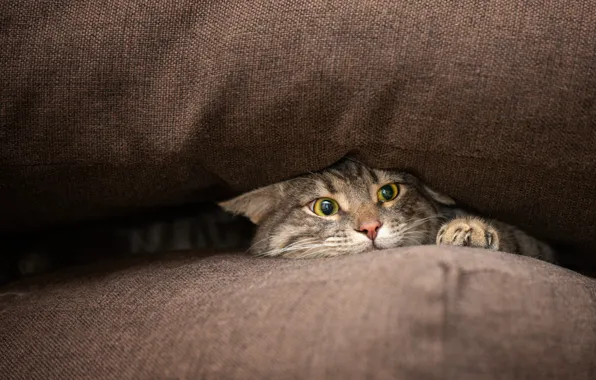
[397,216,439,236]
[257,237,325,257]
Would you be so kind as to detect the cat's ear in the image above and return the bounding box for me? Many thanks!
[400,172,456,206]
[218,183,282,224]
[421,183,456,206]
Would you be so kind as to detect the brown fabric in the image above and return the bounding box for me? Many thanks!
[1,1,596,256]
[0,246,595,379]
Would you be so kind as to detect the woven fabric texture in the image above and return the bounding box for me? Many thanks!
[1,247,595,379]
[1,1,595,255]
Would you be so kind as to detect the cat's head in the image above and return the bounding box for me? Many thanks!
[220,160,455,258]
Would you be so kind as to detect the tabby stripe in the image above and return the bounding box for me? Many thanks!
[367,167,379,183]
[354,162,364,179]
[283,235,306,249]
[320,175,337,194]
[329,170,347,184]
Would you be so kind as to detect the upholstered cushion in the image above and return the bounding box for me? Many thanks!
[1,246,595,379]
[1,1,596,257]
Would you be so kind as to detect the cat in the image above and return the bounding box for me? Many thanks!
[220,159,557,263]
[1,159,556,286]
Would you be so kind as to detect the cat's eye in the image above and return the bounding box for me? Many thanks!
[310,198,340,216]
[377,183,399,202]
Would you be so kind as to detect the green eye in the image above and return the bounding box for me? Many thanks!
[377,183,399,202]
[311,198,340,216]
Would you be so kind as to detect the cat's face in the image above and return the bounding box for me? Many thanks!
[220,160,454,258]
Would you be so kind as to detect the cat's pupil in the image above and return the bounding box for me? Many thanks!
[381,186,394,200]
[320,200,334,215]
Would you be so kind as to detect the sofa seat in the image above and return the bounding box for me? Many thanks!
[1,246,594,380]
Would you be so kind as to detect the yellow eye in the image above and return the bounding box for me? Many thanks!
[377,183,399,202]
[310,198,340,216]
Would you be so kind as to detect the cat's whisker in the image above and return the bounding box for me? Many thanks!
[256,241,308,256]
[250,236,319,255]
[282,241,340,258]
[258,238,324,257]
[262,243,319,256]
[398,216,439,235]
[297,246,333,259]
[391,228,423,244]
[403,215,440,226]
[283,248,327,259]
[399,229,428,246]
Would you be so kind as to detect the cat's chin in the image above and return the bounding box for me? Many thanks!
[350,244,391,256]
[371,240,403,251]
[352,241,395,254]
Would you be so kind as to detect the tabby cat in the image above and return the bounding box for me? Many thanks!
[220,159,556,262]
[1,160,555,286]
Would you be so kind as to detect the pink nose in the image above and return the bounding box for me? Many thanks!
[358,220,382,240]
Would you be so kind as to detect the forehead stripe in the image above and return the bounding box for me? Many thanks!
[368,167,379,183]
[354,162,364,178]
[328,170,348,183]
[319,175,337,193]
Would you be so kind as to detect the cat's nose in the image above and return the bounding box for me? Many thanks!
[358,220,382,240]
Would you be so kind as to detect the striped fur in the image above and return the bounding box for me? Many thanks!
[4,160,556,285]
[220,159,556,263]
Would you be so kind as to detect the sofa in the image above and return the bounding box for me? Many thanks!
[1,1,595,379]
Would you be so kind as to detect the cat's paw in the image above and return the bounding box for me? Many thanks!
[436,218,499,250]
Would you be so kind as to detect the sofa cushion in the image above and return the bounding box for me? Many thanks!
[1,0,596,257]
[1,246,595,379]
